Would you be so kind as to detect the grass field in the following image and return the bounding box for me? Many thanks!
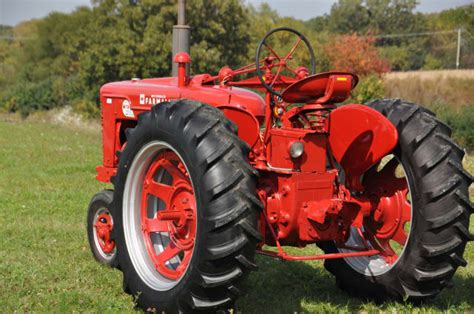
[0,119,472,312]
[383,70,474,110]
[384,69,474,81]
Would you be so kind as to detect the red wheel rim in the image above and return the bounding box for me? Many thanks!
[94,211,115,254]
[140,150,197,280]
[363,156,412,264]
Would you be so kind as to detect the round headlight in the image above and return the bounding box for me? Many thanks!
[289,141,304,159]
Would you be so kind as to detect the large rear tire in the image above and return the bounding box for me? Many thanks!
[320,99,473,302]
[111,100,261,312]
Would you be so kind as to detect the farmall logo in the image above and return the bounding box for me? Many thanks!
[139,94,170,105]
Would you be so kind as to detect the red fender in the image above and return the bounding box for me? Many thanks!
[329,104,398,190]
[217,105,261,150]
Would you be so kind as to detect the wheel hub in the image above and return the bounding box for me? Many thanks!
[94,212,115,254]
[161,189,196,250]
[364,157,412,263]
[140,150,197,281]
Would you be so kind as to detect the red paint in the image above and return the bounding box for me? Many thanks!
[96,28,406,262]
[329,105,398,190]
[218,105,262,150]
[362,157,412,262]
[94,213,115,253]
[257,248,380,261]
[140,151,197,280]
[281,72,358,104]
[174,52,190,87]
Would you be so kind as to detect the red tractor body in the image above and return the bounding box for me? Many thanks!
[96,53,399,256]
[97,75,265,180]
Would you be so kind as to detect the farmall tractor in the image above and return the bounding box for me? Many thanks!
[86,23,473,312]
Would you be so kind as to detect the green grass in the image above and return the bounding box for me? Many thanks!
[0,120,473,312]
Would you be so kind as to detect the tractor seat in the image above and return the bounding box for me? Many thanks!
[281,71,359,104]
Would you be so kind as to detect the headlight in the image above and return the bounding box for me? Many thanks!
[289,141,304,159]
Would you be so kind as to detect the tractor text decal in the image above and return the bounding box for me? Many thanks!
[139,94,170,105]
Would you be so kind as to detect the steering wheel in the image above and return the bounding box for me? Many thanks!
[256,27,316,97]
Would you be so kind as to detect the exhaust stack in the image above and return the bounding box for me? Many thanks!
[172,0,190,76]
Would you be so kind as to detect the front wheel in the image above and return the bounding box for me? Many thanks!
[87,190,117,267]
[111,100,261,312]
[320,99,473,302]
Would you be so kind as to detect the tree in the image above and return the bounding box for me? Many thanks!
[324,33,390,75]
[328,0,371,34]
[1,0,253,115]
[187,0,251,73]
[327,0,423,36]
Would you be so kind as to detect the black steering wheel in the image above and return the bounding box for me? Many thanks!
[255,27,316,97]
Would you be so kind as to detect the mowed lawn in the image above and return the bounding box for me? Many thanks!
[0,120,473,312]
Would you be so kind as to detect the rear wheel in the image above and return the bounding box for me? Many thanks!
[111,100,261,312]
[321,99,473,301]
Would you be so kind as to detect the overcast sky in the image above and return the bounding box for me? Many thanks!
[1,0,473,26]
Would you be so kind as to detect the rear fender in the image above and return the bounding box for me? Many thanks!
[217,105,262,150]
[329,104,398,190]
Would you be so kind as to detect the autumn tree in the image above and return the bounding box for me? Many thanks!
[324,33,390,75]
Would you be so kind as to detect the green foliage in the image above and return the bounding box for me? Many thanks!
[350,75,386,104]
[380,42,428,71]
[0,0,251,116]
[422,54,444,70]
[429,104,474,151]
[2,79,59,117]
[321,0,422,35]
[380,46,411,71]
[426,5,474,69]
[188,0,251,73]
[72,99,101,119]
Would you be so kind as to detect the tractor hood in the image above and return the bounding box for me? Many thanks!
[100,75,265,120]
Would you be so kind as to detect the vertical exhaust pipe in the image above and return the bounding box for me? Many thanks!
[172,0,190,76]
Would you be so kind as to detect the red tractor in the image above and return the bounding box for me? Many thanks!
[87,26,472,312]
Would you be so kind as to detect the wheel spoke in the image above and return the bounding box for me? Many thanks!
[271,64,284,86]
[146,180,175,202]
[285,64,299,75]
[392,228,408,245]
[284,36,302,60]
[263,42,281,60]
[144,218,169,233]
[156,243,182,264]
[176,249,193,272]
[160,159,188,183]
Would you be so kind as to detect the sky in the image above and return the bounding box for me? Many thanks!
[0,0,473,26]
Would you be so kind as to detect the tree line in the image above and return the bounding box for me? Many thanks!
[0,0,472,117]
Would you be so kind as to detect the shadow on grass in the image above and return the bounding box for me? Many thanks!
[236,254,474,313]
